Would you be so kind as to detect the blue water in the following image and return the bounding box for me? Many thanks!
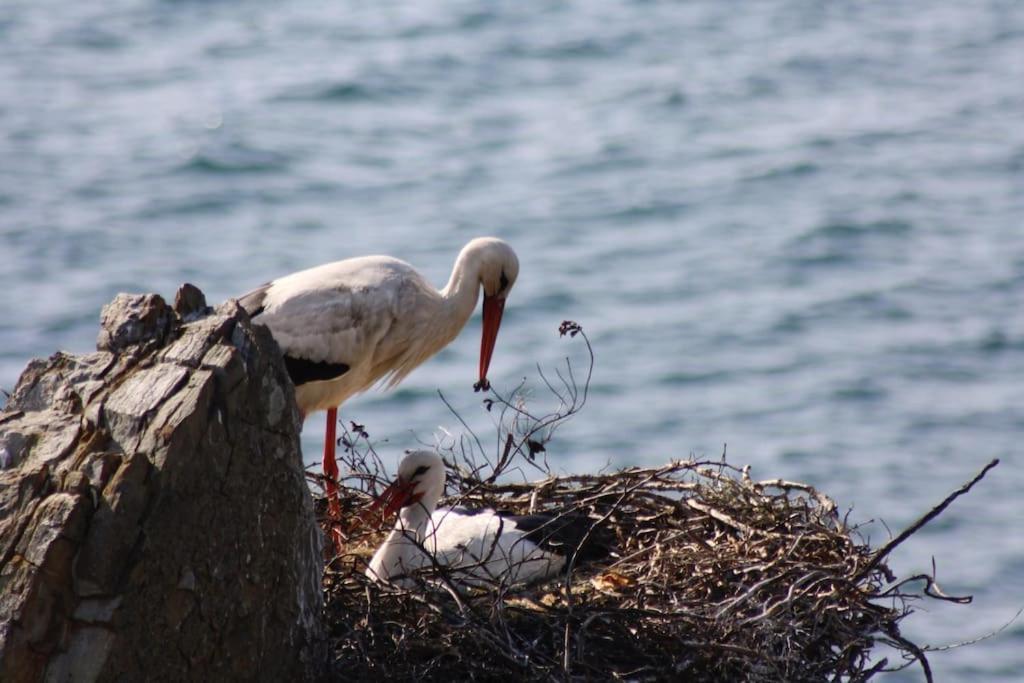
[3,1,1023,678]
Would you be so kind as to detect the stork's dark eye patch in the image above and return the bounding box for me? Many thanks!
[412,465,430,477]
[499,271,510,291]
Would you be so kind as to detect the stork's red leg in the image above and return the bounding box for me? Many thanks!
[323,407,341,523]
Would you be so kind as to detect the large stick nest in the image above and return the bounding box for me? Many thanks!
[315,323,986,682]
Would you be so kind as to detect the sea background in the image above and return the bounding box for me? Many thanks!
[2,1,1022,678]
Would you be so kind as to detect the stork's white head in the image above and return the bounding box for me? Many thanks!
[458,237,519,391]
[369,450,446,519]
[467,237,519,300]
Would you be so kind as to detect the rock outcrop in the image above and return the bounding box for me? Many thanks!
[0,287,325,681]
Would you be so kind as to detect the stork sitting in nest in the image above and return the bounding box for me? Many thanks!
[366,451,607,589]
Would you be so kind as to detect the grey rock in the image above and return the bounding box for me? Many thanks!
[173,282,210,321]
[96,293,176,353]
[0,285,326,682]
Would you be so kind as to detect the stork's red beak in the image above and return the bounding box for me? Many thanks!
[368,478,420,520]
[476,294,505,391]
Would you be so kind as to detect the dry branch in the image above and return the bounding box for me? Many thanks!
[854,458,999,582]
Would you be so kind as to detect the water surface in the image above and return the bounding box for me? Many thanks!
[2,1,1023,678]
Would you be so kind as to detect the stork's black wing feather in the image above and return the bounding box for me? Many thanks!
[499,512,611,563]
[282,355,350,386]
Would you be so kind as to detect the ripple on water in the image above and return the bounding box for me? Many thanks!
[742,161,819,184]
[498,34,627,60]
[784,218,915,269]
[177,143,292,175]
[56,24,128,51]
[42,311,98,336]
[134,193,238,220]
[362,386,435,406]
[977,330,1024,353]
[771,291,913,334]
[830,377,887,403]
[794,218,914,244]
[526,290,580,312]
[659,369,734,387]
[605,199,690,223]
[270,80,421,104]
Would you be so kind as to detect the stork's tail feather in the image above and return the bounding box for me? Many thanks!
[237,283,270,318]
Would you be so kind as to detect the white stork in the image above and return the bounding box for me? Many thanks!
[365,451,603,589]
[238,238,519,535]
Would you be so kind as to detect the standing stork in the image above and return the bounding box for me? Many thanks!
[238,237,519,537]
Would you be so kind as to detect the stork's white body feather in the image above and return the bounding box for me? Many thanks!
[367,506,566,588]
[243,238,518,414]
[256,256,468,412]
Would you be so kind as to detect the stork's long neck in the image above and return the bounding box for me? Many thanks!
[395,496,437,536]
[440,247,483,329]
[368,488,442,582]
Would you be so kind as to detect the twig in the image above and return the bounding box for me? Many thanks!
[855,458,999,582]
[922,607,1023,652]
